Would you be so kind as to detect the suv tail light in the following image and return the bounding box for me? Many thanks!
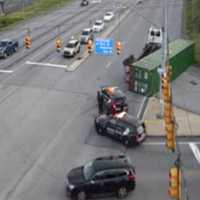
[128,170,135,181]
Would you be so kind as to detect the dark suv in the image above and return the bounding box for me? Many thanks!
[65,155,136,200]
[97,86,128,115]
[95,113,146,146]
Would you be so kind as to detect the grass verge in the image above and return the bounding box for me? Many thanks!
[185,0,200,63]
[0,0,72,30]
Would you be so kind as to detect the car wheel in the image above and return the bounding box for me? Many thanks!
[96,126,104,135]
[76,191,86,200]
[123,138,130,147]
[14,46,18,52]
[117,187,128,199]
[3,52,7,58]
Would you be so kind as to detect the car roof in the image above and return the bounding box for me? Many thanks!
[95,20,103,23]
[83,28,91,32]
[117,114,142,127]
[0,39,11,42]
[68,39,78,44]
[105,12,113,15]
[92,155,132,173]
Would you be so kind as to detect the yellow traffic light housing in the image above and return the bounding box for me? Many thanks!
[87,39,93,53]
[165,122,176,151]
[116,41,122,55]
[24,35,32,49]
[55,37,62,51]
[169,166,181,200]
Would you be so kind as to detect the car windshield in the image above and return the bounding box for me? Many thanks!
[106,13,112,16]
[82,31,89,35]
[83,161,95,180]
[0,41,7,47]
[95,22,102,26]
[66,42,76,48]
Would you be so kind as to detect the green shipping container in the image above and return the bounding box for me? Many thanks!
[129,39,195,96]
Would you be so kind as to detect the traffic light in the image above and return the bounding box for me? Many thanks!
[169,166,181,200]
[166,122,176,151]
[161,74,170,102]
[55,37,62,51]
[87,39,93,53]
[116,41,122,55]
[24,35,32,49]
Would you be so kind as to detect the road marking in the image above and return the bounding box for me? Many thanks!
[144,141,200,146]
[137,96,147,119]
[0,70,13,74]
[26,61,67,69]
[189,142,200,164]
[105,61,112,69]
[145,119,163,124]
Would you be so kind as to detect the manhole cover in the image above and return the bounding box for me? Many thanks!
[190,80,198,85]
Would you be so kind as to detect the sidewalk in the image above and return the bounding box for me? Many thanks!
[143,97,200,136]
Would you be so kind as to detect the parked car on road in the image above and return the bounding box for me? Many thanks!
[97,86,128,115]
[65,155,136,200]
[80,0,89,6]
[80,28,94,44]
[104,12,114,22]
[0,39,19,58]
[93,20,104,32]
[95,112,146,146]
[63,37,81,57]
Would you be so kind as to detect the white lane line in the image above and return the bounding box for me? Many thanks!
[105,61,112,69]
[26,61,67,69]
[144,141,200,146]
[0,70,13,73]
[189,142,200,164]
[137,96,147,119]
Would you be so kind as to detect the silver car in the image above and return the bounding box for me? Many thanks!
[63,38,81,57]
[80,28,93,44]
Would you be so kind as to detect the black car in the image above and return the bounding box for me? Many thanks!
[66,155,136,200]
[81,0,89,6]
[0,39,19,58]
[97,86,128,115]
[95,113,146,147]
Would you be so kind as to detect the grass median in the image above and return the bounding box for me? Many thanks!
[185,0,200,63]
[0,0,72,30]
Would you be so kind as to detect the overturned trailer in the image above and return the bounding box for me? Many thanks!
[123,39,195,97]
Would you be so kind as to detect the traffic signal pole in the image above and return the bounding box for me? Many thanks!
[161,0,185,200]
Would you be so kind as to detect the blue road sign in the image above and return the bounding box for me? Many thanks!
[95,38,113,56]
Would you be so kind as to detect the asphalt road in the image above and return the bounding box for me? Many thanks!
[0,0,199,200]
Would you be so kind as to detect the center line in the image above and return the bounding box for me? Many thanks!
[189,142,200,164]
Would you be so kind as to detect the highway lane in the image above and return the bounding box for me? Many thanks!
[0,0,197,200]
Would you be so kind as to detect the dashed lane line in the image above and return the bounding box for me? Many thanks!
[189,142,200,164]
